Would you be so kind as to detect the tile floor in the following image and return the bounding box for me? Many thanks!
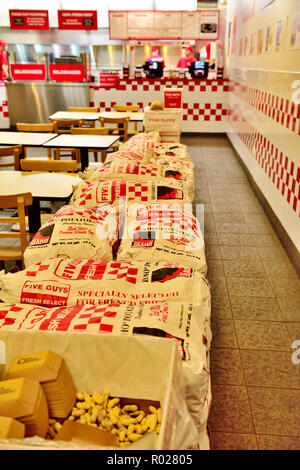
[182,134,300,451]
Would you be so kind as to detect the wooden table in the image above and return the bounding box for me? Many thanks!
[0,132,58,169]
[43,134,119,171]
[49,111,144,122]
[0,171,81,233]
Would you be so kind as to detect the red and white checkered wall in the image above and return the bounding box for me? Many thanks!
[228,72,300,251]
[90,79,230,133]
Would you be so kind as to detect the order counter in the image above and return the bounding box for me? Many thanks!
[1,78,230,133]
[90,78,230,133]
[5,82,90,127]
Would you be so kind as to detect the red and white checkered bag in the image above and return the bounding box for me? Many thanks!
[24,205,119,268]
[0,258,210,311]
[70,179,194,208]
[117,203,206,275]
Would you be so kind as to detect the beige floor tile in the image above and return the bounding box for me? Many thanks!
[247,387,300,437]
[226,277,274,297]
[209,276,229,297]
[286,322,300,341]
[211,296,233,319]
[210,348,245,385]
[220,245,259,259]
[235,320,292,351]
[277,294,300,322]
[218,233,254,246]
[205,244,222,260]
[262,259,298,278]
[204,231,219,245]
[207,259,224,277]
[269,278,300,298]
[251,233,282,247]
[256,245,291,262]
[223,259,266,278]
[216,222,250,234]
[211,203,242,213]
[214,213,246,224]
[257,435,300,450]
[210,432,258,450]
[230,296,283,321]
[208,384,254,433]
[240,350,300,388]
[204,213,216,232]
[211,317,238,348]
[240,203,264,214]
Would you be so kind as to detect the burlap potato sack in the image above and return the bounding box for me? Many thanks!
[0,258,211,312]
[23,205,119,268]
[80,162,194,197]
[125,131,161,145]
[0,300,211,435]
[104,150,147,165]
[117,203,206,275]
[70,179,194,208]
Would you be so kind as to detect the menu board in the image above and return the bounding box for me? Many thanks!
[109,12,128,39]
[49,64,85,82]
[109,10,219,40]
[57,10,98,30]
[199,11,219,40]
[181,11,200,39]
[9,9,49,30]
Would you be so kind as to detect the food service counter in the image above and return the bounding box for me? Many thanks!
[90,78,230,133]
[5,82,90,127]
[1,78,230,133]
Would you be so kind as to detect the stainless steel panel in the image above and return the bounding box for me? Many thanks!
[6,82,90,126]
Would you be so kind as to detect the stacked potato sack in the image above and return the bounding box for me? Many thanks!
[24,204,119,268]
[0,131,211,449]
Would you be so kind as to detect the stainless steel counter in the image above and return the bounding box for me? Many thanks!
[6,82,90,126]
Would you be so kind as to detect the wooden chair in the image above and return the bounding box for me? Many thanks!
[0,192,32,269]
[113,105,140,136]
[71,126,109,163]
[99,116,129,151]
[50,118,84,161]
[20,159,80,173]
[16,122,56,160]
[68,107,98,133]
[0,145,22,171]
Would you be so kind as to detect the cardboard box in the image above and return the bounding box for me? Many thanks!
[144,106,182,143]
[0,330,198,450]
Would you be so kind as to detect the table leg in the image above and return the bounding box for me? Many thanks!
[28,197,41,235]
[80,148,89,171]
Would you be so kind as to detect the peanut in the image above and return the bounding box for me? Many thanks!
[54,422,62,433]
[76,392,85,401]
[157,408,162,424]
[148,414,157,433]
[122,404,138,413]
[149,405,157,414]
[128,432,142,442]
[72,408,85,417]
[108,398,120,409]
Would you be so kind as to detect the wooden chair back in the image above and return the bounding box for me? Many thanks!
[99,116,130,142]
[113,105,140,135]
[16,123,56,133]
[71,127,109,135]
[20,159,80,173]
[50,118,84,134]
[113,105,140,112]
[0,145,22,170]
[68,107,98,113]
[0,192,32,269]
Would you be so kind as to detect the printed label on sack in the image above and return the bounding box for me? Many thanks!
[132,326,185,360]
[20,280,71,307]
[157,186,183,200]
[30,224,55,246]
[151,267,192,283]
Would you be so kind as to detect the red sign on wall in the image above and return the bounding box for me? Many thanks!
[11,64,46,81]
[58,10,98,30]
[164,88,182,109]
[99,73,120,88]
[49,65,85,82]
[9,10,49,30]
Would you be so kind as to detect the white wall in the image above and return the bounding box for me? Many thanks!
[226,0,300,253]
